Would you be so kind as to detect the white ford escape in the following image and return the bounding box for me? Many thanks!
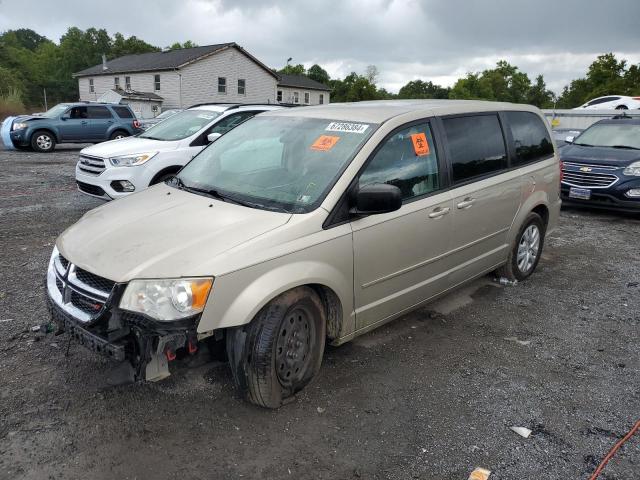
[48,100,560,408]
[75,103,283,200]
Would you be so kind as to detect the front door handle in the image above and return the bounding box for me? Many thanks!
[81,120,88,125]
[456,197,475,209]
[428,206,450,219]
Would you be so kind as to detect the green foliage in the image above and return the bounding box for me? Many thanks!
[278,63,306,76]
[556,53,640,108]
[398,80,449,99]
[0,27,160,109]
[449,61,553,107]
[307,64,330,85]
[167,40,198,50]
[0,87,26,118]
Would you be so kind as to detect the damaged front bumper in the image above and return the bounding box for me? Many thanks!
[46,249,200,381]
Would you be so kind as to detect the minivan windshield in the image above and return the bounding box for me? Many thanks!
[574,123,640,149]
[176,116,378,213]
[140,109,221,141]
[42,104,70,118]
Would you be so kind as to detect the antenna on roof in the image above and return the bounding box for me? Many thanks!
[102,54,108,71]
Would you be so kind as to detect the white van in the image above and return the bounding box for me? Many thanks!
[75,103,283,200]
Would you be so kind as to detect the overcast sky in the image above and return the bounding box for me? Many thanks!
[1,0,639,95]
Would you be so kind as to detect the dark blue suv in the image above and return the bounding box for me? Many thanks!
[8,102,142,152]
[560,117,640,212]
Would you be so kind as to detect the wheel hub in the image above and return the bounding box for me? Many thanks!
[276,307,313,386]
[517,224,540,273]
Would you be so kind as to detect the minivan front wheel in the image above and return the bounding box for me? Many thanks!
[497,212,545,282]
[227,287,326,408]
[31,130,56,152]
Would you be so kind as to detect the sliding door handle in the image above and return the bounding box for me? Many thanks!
[428,206,450,219]
[456,197,475,209]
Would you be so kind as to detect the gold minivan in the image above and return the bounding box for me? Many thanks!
[47,100,560,408]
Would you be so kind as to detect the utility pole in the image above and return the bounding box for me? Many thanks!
[43,88,48,111]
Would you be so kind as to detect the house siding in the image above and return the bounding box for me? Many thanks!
[178,47,276,106]
[79,70,182,108]
[277,86,330,105]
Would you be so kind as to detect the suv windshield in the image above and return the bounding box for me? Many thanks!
[42,104,71,118]
[140,109,221,141]
[176,116,378,213]
[575,123,640,149]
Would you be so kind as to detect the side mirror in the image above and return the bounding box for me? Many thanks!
[207,132,222,143]
[565,135,575,144]
[351,183,402,216]
[60,114,69,121]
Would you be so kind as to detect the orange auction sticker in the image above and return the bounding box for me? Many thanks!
[410,133,430,156]
[311,135,340,151]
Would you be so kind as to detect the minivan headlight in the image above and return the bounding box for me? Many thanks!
[12,122,28,131]
[623,161,640,176]
[109,152,157,167]
[120,278,213,321]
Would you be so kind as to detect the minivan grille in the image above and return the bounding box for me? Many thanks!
[53,253,115,321]
[561,163,619,189]
[78,155,106,175]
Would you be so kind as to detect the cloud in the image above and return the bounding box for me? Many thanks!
[1,0,639,94]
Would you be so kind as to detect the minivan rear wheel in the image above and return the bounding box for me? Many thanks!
[496,212,545,282]
[226,287,326,408]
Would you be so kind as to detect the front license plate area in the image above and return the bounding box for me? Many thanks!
[569,187,591,200]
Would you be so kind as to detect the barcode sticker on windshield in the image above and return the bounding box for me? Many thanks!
[325,122,369,134]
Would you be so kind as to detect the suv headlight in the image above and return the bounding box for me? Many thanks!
[12,122,28,131]
[120,278,213,321]
[109,152,157,167]
[623,161,640,176]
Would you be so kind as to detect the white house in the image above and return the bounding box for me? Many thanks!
[74,43,331,118]
[277,74,330,106]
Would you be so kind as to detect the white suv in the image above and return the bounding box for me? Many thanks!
[75,103,283,200]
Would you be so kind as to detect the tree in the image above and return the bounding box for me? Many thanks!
[365,65,379,84]
[167,40,198,50]
[307,64,330,85]
[330,73,378,102]
[398,80,449,99]
[112,33,159,57]
[278,63,306,76]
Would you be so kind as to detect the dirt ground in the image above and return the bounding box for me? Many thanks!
[0,146,638,480]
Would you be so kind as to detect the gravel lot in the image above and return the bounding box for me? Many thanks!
[0,146,638,480]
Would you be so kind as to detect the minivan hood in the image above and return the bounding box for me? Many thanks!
[560,144,640,166]
[80,136,179,158]
[57,186,292,282]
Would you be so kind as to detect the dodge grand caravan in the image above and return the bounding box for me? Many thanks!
[47,100,560,408]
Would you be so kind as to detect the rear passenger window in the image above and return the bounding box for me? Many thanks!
[442,114,507,184]
[359,123,440,201]
[87,106,113,119]
[112,106,134,119]
[505,111,553,166]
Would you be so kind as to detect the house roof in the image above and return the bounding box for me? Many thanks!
[73,43,278,79]
[277,74,331,92]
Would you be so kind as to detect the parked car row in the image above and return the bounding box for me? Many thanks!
[46,100,562,408]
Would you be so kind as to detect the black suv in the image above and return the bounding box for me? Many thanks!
[560,116,640,212]
[8,102,142,152]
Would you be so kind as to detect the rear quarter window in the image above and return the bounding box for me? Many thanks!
[504,111,554,166]
[112,106,134,119]
[442,114,507,184]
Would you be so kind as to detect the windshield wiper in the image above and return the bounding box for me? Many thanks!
[140,135,166,141]
[610,145,640,150]
[573,142,593,147]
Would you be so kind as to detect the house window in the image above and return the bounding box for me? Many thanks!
[154,74,161,91]
[319,94,324,105]
[125,76,131,90]
[89,79,94,93]
[218,77,226,94]
[304,92,310,104]
[114,77,120,89]
[293,91,299,104]
[277,90,283,102]
[238,79,246,95]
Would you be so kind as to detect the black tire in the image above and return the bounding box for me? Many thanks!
[149,171,178,186]
[496,212,546,282]
[30,130,56,152]
[109,130,129,141]
[615,105,628,110]
[226,286,326,408]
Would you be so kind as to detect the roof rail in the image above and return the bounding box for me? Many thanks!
[187,102,282,110]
